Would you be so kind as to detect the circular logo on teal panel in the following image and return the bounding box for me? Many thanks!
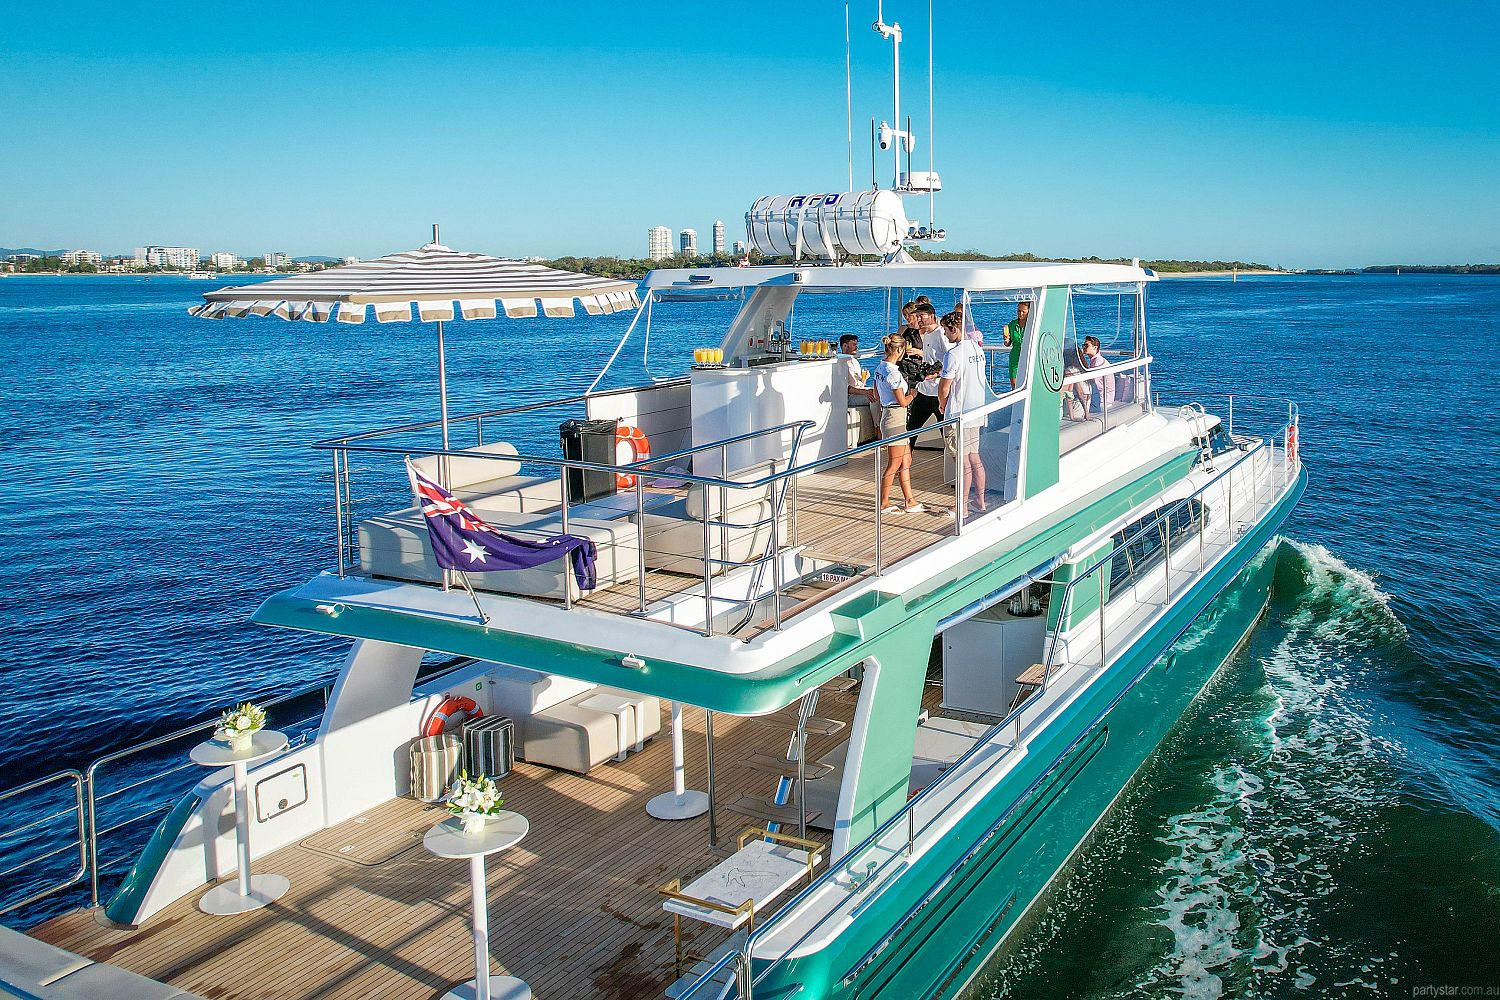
[1039,333,1063,391]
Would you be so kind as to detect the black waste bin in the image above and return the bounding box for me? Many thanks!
[559,418,618,504]
[461,716,516,780]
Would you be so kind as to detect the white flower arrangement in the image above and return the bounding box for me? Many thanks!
[446,772,504,833]
[217,702,267,737]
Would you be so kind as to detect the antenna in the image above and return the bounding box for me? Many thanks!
[845,3,854,192]
[928,0,935,230]
[873,2,903,189]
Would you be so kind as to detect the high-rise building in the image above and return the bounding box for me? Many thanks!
[712,220,726,256]
[60,250,102,266]
[647,226,672,261]
[264,252,289,270]
[679,229,698,256]
[732,240,747,256]
[209,252,240,271]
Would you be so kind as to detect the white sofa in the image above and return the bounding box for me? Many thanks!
[362,441,643,601]
[480,663,662,773]
[359,505,639,602]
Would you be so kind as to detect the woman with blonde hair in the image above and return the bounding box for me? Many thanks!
[873,334,925,513]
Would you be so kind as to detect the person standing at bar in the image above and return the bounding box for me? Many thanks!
[1001,300,1030,390]
[905,303,947,435]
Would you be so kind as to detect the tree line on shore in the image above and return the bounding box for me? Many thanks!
[539,248,1284,279]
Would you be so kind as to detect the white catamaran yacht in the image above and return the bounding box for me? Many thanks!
[2,13,1304,1000]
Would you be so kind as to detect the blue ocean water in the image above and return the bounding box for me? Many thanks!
[1,273,1498,993]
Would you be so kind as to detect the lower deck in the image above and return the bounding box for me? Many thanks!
[29,681,946,1000]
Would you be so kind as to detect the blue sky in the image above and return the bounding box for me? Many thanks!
[3,1,1498,268]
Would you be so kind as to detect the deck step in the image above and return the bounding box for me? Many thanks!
[725,794,821,827]
[740,752,834,779]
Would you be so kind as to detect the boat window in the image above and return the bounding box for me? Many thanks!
[1064,284,1144,370]
[955,287,1039,393]
[1107,499,1205,597]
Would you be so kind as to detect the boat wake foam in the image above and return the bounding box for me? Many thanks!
[1132,539,1405,998]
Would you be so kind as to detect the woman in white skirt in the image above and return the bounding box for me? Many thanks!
[873,335,926,513]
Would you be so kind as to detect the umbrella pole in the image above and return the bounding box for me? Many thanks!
[437,318,451,452]
[436,317,452,594]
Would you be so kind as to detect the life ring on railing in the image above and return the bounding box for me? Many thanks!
[425,696,483,737]
[615,424,650,489]
[1286,423,1299,464]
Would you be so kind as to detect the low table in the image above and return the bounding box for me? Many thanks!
[660,827,823,976]
[569,491,678,522]
[189,730,289,916]
[425,812,531,1000]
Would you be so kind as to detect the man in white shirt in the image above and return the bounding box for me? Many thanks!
[905,303,948,436]
[838,333,880,437]
[937,310,988,518]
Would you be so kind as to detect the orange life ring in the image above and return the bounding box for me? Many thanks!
[615,424,650,489]
[1287,423,1299,463]
[425,696,483,737]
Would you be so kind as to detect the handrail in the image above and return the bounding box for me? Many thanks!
[0,656,482,918]
[673,946,747,1000]
[1059,353,1153,387]
[83,679,331,906]
[313,376,690,448]
[0,770,87,917]
[82,654,479,907]
[699,397,1300,996]
[1040,402,1297,681]
[317,420,813,492]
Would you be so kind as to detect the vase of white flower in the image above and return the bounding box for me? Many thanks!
[445,772,504,836]
[215,702,267,754]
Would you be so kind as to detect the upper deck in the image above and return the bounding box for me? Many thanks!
[260,260,1176,714]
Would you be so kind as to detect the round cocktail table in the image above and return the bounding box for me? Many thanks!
[188,729,290,915]
[425,811,531,1000]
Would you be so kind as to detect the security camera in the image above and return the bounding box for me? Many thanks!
[878,121,893,150]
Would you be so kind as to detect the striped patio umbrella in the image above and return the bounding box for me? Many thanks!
[189,232,639,447]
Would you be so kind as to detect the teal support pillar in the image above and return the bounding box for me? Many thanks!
[1022,285,1070,499]
[828,599,939,858]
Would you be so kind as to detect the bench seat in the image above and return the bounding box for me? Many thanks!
[359,504,639,602]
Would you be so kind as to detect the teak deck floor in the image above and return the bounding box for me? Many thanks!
[32,680,929,1000]
[576,445,960,625]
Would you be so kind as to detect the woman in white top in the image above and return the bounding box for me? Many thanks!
[873,334,925,513]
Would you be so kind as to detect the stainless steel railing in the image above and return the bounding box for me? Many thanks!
[0,656,478,920]
[83,679,330,907]
[317,375,1050,637]
[679,397,1299,999]
[0,771,87,917]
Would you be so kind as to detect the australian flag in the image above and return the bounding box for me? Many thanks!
[406,460,598,592]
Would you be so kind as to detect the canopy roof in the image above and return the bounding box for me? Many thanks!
[640,259,1155,293]
[190,243,639,323]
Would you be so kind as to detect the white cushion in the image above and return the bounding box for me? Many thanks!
[410,441,521,490]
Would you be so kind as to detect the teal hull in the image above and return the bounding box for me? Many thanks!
[754,469,1306,1000]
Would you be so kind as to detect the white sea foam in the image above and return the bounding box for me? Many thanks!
[1132,543,1404,997]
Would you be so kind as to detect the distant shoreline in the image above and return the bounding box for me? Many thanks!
[1156,269,1294,279]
